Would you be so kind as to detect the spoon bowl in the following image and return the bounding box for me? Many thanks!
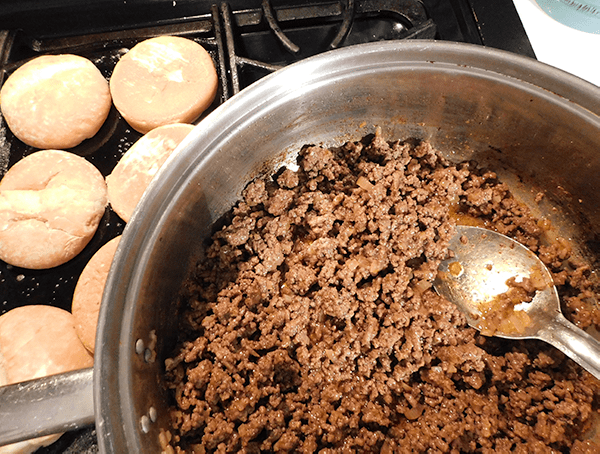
[434,225,600,380]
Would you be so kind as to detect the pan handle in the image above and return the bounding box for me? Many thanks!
[0,367,94,447]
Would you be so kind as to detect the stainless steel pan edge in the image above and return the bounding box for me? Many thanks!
[90,40,600,453]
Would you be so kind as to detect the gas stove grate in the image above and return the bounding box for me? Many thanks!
[0,0,436,102]
[221,0,436,94]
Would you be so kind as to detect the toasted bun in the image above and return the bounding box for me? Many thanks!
[72,235,121,353]
[0,54,111,149]
[0,435,62,454]
[109,36,217,133]
[0,150,108,269]
[106,123,194,222]
[0,305,93,454]
[0,305,94,385]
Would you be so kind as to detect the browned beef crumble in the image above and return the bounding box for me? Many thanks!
[163,130,600,453]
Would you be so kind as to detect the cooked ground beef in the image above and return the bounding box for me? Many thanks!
[163,130,600,453]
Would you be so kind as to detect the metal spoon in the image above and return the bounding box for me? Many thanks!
[434,225,600,380]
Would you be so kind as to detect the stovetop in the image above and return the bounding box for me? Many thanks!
[0,0,534,51]
[0,0,535,99]
[0,1,533,452]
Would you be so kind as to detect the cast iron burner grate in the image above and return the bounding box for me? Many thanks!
[220,0,436,94]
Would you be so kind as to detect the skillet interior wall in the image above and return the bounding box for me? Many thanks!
[100,42,600,453]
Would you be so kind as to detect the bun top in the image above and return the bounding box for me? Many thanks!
[0,54,111,149]
[107,123,194,222]
[72,235,121,354]
[0,149,108,269]
[110,36,218,133]
[0,305,93,386]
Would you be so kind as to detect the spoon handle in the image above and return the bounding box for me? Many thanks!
[537,313,600,380]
